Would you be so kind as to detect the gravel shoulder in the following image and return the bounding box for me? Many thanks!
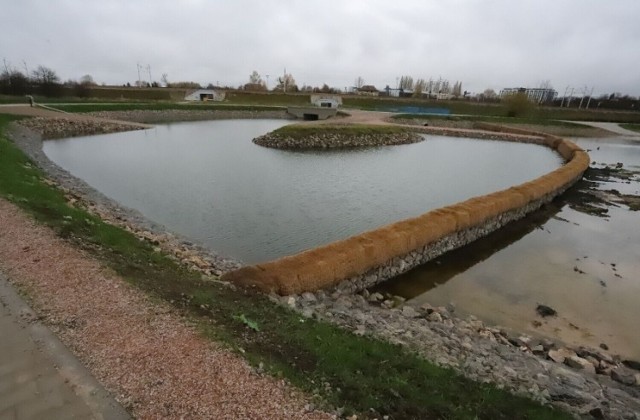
[0,198,330,419]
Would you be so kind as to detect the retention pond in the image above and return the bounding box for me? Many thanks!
[43,119,640,359]
[43,119,561,264]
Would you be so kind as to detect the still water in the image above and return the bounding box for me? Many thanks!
[43,119,561,264]
[375,137,640,359]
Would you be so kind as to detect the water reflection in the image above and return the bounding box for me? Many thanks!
[372,200,562,297]
[374,137,640,359]
[43,119,560,263]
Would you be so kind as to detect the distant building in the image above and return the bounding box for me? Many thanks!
[356,85,379,96]
[243,83,267,92]
[184,89,225,102]
[384,86,401,97]
[500,87,557,104]
[435,92,453,100]
[310,94,342,108]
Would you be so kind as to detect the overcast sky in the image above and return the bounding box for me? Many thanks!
[2,0,639,96]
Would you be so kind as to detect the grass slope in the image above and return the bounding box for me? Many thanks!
[48,102,284,113]
[0,113,570,419]
[391,114,586,128]
[272,123,413,138]
[343,96,640,123]
[620,123,640,133]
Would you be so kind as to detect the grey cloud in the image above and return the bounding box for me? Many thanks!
[1,0,638,95]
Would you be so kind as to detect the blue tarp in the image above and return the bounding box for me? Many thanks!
[378,106,451,115]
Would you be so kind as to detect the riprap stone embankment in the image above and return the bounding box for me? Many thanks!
[253,130,422,149]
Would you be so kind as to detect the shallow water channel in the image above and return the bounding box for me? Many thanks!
[374,137,640,360]
[43,119,560,264]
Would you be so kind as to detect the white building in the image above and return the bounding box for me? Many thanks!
[184,89,225,102]
[310,94,342,108]
[500,87,557,104]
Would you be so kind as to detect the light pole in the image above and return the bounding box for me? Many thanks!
[585,86,594,109]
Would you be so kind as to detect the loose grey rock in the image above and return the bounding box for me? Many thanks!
[532,345,545,355]
[588,406,605,419]
[549,385,596,405]
[611,368,637,386]
[301,292,317,302]
[549,348,577,364]
[368,292,384,302]
[401,305,419,318]
[536,304,557,317]
[623,360,640,371]
[426,312,443,323]
[565,356,596,375]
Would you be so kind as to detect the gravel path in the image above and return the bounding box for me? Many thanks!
[0,198,331,419]
[566,121,640,138]
[0,104,150,129]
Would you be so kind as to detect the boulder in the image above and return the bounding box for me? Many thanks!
[401,305,419,318]
[548,348,576,364]
[536,304,557,317]
[564,355,596,374]
[622,359,640,371]
[301,292,317,302]
[426,312,443,323]
[611,368,636,386]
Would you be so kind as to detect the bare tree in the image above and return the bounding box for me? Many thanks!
[249,70,263,85]
[399,75,414,90]
[31,65,59,85]
[354,76,364,89]
[482,88,497,99]
[440,80,450,94]
[0,68,30,95]
[30,65,62,96]
[433,78,442,94]
[452,81,462,98]
[413,78,427,97]
[275,72,298,92]
[426,78,434,96]
[79,74,96,86]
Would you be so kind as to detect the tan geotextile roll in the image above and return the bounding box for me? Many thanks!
[221,128,590,295]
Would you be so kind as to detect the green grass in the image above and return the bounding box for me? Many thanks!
[0,94,154,105]
[4,89,639,123]
[342,96,640,123]
[271,123,413,138]
[48,102,285,113]
[620,123,640,133]
[392,114,588,128]
[0,113,571,419]
[225,91,311,106]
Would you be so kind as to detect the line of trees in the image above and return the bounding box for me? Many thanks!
[242,70,341,94]
[0,63,65,97]
[393,75,466,99]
